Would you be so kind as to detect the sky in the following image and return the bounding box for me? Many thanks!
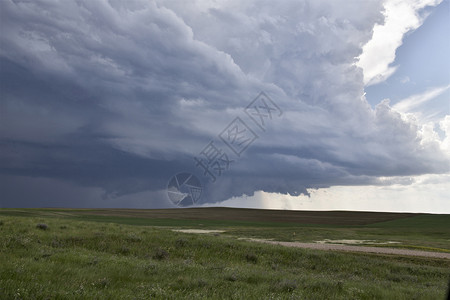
[0,0,449,212]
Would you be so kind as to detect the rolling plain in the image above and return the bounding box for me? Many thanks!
[0,207,449,299]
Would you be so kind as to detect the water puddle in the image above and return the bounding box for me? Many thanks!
[315,239,400,245]
[172,229,225,234]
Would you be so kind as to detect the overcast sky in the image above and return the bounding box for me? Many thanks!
[1,0,449,212]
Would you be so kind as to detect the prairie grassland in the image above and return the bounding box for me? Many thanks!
[2,208,448,251]
[0,209,449,299]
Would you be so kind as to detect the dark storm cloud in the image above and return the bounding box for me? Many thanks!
[1,0,448,207]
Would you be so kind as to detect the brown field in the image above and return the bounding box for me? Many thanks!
[4,207,420,225]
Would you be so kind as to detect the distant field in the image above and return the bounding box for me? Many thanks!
[0,208,449,299]
[0,207,421,225]
[1,207,449,251]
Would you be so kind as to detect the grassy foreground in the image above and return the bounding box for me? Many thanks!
[1,212,449,299]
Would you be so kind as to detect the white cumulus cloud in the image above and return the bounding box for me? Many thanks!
[357,0,442,86]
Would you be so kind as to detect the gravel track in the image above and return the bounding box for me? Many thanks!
[245,239,450,259]
[173,230,450,259]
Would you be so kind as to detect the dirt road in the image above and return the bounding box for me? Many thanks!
[245,238,450,259]
[173,229,450,259]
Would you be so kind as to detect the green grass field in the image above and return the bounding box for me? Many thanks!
[0,208,449,299]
